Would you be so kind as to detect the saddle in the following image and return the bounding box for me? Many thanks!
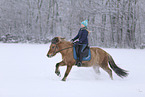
[73,44,91,61]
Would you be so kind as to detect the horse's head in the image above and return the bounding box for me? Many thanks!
[47,37,65,58]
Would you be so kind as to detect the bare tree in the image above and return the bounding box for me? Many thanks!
[0,0,144,48]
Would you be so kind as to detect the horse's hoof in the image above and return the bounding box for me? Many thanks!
[55,71,61,77]
[57,73,61,77]
[61,78,66,81]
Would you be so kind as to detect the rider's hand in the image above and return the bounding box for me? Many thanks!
[71,39,74,43]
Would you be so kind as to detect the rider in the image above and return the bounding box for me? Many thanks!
[71,20,89,67]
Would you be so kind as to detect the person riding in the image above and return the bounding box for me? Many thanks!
[71,20,89,67]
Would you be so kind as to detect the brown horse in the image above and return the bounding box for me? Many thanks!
[47,37,128,81]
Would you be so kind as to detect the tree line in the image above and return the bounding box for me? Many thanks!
[0,0,145,48]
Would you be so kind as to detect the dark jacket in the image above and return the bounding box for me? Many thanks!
[73,28,89,44]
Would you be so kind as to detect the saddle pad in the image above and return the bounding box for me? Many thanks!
[73,46,91,61]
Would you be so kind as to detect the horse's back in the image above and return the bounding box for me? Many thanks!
[90,47,109,62]
[90,47,108,54]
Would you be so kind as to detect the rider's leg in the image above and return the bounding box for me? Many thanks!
[77,44,87,67]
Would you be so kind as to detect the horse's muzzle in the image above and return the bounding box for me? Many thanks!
[47,54,50,57]
[47,54,51,58]
[47,54,53,58]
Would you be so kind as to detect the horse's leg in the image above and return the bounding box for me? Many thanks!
[62,65,72,81]
[93,65,100,74]
[55,61,65,77]
[103,66,113,80]
[100,58,113,80]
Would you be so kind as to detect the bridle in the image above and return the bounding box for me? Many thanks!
[52,43,73,55]
[53,44,59,55]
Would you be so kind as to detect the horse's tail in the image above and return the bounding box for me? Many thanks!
[108,54,128,78]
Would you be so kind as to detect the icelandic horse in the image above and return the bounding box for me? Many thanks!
[47,37,128,81]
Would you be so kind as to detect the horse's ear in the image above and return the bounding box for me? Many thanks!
[51,37,60,44]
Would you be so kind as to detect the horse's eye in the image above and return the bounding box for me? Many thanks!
[52,46,55,48]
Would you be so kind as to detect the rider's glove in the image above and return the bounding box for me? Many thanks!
[71,39,74,43]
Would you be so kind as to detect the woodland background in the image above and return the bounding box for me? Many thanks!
[0,0,145,48]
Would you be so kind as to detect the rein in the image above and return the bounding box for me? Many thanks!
[56,46,73,53]
[52,43,73,54]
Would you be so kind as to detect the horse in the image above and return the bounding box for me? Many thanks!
[47,37,128,81]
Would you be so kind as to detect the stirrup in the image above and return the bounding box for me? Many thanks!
[77,62,82,67]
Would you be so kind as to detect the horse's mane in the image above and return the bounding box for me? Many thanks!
[60,38,72,45]
[52,37,72,45]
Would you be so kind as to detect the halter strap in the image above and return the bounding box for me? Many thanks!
[52,43,73,54]
[56,46,73,53]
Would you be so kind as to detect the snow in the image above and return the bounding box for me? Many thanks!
[0,43,145,97]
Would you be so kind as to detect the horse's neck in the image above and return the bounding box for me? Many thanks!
[59,41,72,47]
[58,41,73,55]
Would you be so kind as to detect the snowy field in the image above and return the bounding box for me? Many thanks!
[0,43,145,97]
